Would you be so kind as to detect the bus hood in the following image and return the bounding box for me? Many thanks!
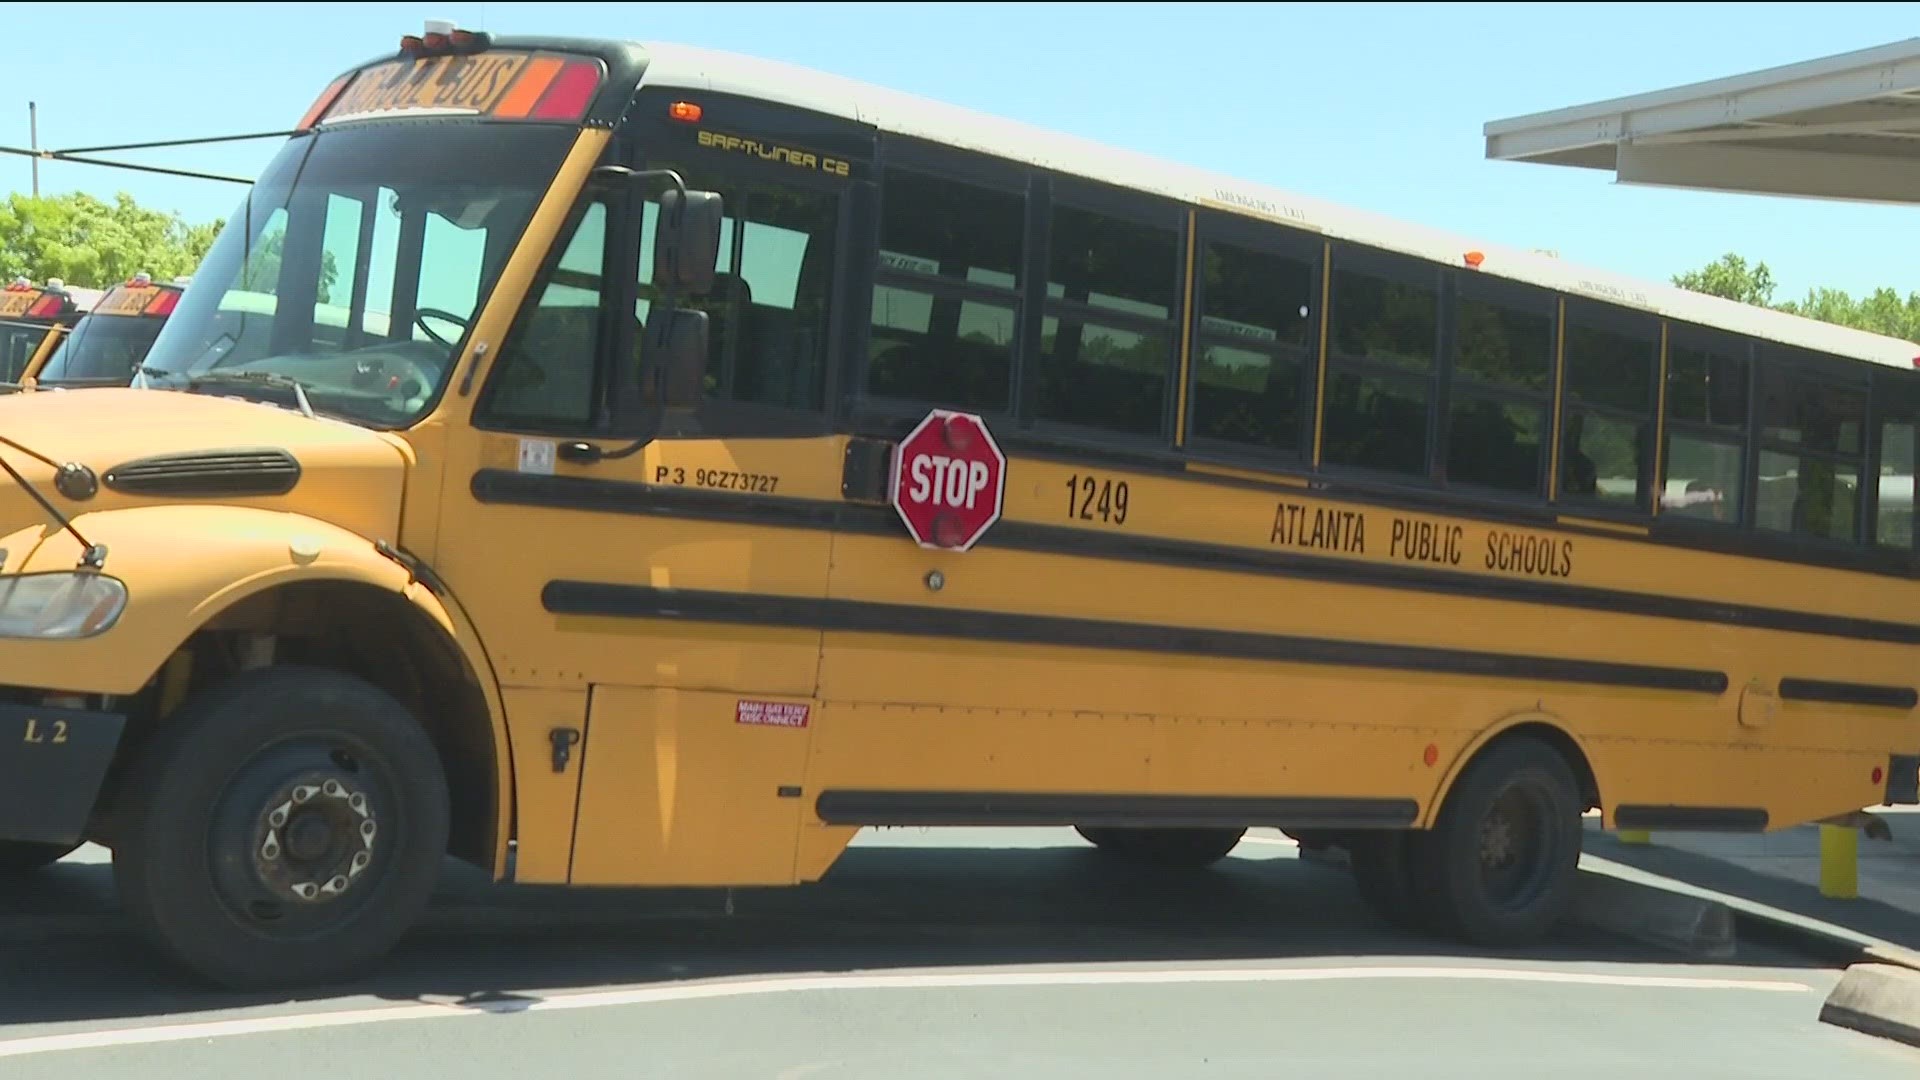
[0,388,407,547]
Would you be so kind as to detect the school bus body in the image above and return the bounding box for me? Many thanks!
[453,430,1910,887]
[0,32,1916,987]
[1,393,1904,885]
[0,281,92,387]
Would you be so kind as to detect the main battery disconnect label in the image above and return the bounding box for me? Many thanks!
[736,699,811,729]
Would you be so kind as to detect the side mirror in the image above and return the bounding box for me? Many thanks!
[652,188,723,297]
[643,306,708,411]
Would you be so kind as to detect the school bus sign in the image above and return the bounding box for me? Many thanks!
[311,47,607,129]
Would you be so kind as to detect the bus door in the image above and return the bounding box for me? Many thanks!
[31,273,184,388]
[433,91,869,889]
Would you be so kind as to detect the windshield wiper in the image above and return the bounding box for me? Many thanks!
[131,363,186,390]
[181,370,315,419]
[0,436,104,569]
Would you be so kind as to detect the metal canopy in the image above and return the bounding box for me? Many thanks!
[1484,38,1920,205]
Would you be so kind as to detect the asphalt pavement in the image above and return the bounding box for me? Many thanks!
[2,827,1917,1078]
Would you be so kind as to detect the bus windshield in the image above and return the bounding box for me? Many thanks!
[37,310,167,386]
[139,121,574,427]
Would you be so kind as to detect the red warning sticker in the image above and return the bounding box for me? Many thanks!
[736,699,811,728]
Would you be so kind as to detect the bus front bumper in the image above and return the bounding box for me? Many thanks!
[0,699,125,846]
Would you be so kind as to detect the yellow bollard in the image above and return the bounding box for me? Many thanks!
[1618,829,1651,845]
[1820,824,1859,899]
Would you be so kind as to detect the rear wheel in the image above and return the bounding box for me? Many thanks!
[1413,737,1584,948]
[0,840,80,873]
[1075,825,1247,870]
[112,664,450,990]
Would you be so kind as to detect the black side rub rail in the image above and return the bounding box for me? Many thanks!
[1779,678,1919,710]
[542,581,1731,695]
[1613,806,1769,833]
[814,791,1420,830]
[475,469,1920,647]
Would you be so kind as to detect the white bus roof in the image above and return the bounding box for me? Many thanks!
[635,41,1920,372]
[1482,38,1920,207]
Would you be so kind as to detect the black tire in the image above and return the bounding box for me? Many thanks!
[1351,834,1428,926]
[1075,825,1247,870]
[1413,737,1584,949]
[112,664,450,990]
[1346,830,1437,930]
[0,840,80,873]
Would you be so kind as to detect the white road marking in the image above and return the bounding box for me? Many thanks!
[0,964,1813,1060]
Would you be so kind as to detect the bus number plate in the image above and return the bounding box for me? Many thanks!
[1066,473,1130,526]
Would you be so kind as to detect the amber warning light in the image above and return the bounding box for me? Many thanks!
[669,101,703,123]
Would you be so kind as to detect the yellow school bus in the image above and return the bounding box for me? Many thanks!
[25,273,184,389]
[2,25,1918,990]
[0,277,89,387]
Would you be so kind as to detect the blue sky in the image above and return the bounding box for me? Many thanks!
[5,2,1916,302]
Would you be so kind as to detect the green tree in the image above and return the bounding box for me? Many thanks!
[0,191,221,289]
[228,222,339,305]
[1672,252,1920,341]
[1672,253,1778,308]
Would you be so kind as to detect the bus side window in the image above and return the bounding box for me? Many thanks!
[1754,349,1868,544]
[1445,277,1554,495]
[1321,249,1439,479]
[1559,301,1657,511]
[1875,371,1920,551]
[639,174,839,416]
[1186,229,1318,460]
[867,165,1023,415]
[1662,327,1750,524]
[477,200,612,432]
[1036,195,1180,440]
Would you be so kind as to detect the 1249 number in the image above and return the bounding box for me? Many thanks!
[1066,473,1129,525]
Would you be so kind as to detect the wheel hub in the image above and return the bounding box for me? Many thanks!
[252,775,378,904]
[1480,812,1516,868]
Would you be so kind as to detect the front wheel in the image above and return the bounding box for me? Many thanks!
[112,665,450,990]
[1414,737,1584,948]
[1075,825,1247,870]
[0,840,80,873]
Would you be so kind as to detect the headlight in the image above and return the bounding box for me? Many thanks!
[0,573,128,639]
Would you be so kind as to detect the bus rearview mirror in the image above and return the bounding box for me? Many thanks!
[644,306,708,411]
[653,189,723,297]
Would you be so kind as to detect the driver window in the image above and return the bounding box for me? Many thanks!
[477,199,611,431]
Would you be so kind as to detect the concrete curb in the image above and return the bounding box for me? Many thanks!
[1568,869,1736,959]
[1727,909,1920,973]
[1819,964,1920,1049]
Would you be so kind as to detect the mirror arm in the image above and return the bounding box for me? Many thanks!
[589,165,693,287]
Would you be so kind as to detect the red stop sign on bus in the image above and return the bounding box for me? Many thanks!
[889,409,1007,552]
